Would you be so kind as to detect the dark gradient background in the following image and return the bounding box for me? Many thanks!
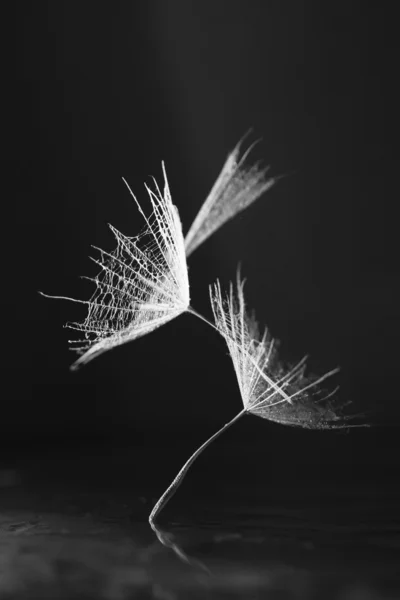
[5,2,399,473]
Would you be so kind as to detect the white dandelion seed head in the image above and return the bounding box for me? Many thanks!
[211,273,357,430]
[184,136,276,257]
[67,162,190,369]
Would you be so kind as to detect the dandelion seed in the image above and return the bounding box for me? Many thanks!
[149,273,365,524]
[210,273,355,430]
[184,135,276,257]
[41,163,190,370]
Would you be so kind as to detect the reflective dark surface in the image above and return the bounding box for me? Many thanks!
[1,439,399,599]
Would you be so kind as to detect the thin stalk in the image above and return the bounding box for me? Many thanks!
[187,306,221,335]
[149,408,246,524]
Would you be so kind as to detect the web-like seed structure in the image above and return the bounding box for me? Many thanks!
[211,277,283,408]
[67,164,189,369]
[211,276,353,430]
[184,137,275,257]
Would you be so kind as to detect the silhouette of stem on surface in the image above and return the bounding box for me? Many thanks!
[149,522,211,575]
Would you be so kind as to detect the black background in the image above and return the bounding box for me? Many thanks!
[5,2,399,471]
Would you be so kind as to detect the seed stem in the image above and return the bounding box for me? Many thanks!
[149,408,246,524]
